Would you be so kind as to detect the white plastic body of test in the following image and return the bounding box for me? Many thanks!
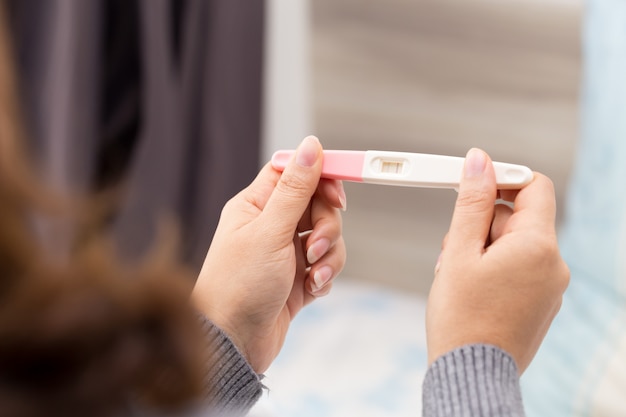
[362,151,533,190]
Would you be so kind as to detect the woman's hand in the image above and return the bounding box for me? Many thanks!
[192,136,346,373]
[426,148,570,373]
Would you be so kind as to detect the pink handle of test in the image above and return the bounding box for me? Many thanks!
[271,150,366,182]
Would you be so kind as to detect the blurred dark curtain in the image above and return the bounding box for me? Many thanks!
[7,0,265,271]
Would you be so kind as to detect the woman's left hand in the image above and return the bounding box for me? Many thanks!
[192,136,346,373]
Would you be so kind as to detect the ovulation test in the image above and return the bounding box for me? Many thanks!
[271,150,533,190]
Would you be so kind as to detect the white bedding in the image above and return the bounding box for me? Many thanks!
[250,279,428,417]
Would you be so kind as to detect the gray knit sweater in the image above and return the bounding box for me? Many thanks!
[422,344,525,416]
[200,317,525,417]
[197,317,264,416]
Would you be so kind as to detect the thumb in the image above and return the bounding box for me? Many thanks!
[262,136,323,236]
[446,148,498,256]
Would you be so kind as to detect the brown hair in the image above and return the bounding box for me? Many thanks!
[0,3,203,416]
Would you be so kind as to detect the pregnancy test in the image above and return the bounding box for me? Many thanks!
[271,150,533,190]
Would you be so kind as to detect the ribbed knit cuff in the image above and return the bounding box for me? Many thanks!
[422,344,525,417]
[197,315,263,415]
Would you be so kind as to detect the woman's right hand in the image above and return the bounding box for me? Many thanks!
[426,148,570,373]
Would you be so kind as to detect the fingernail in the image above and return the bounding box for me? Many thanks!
[464,148,486,178]
[434,252,442,274]
[337,181,347,211]
[307,238,330,265]
[296,136,320,167]
[312,266,333,292]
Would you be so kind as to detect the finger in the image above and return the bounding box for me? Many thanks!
[511,172,557,230]
[489,203,514,243]
[305,199,343,265]
[317,179,347,211]
[308,237,346,294]
[498,189,519,203]
[299,179,346,232]
[434,232,449,274]
[262,136,324,239]
[299,229,326,269]
[306,211,345,293]
[310,281,333,298]
[297,202,314,232]
[446,148,498,256]
[434,251,443,275]
[441,232,450,250]
[284,232,312,317]
[237,162,282,213]
[299,230,312,262]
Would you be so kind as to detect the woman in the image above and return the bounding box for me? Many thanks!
[0,2,569,415]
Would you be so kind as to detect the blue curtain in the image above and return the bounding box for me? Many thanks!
[522,1,626,416]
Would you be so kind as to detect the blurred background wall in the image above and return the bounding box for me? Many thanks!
[262,0,311,163]
[8,0,581,294]
[301,0,582,295]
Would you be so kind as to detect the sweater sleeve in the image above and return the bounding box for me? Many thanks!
[197,315,264,415]
[422,344,525,417]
